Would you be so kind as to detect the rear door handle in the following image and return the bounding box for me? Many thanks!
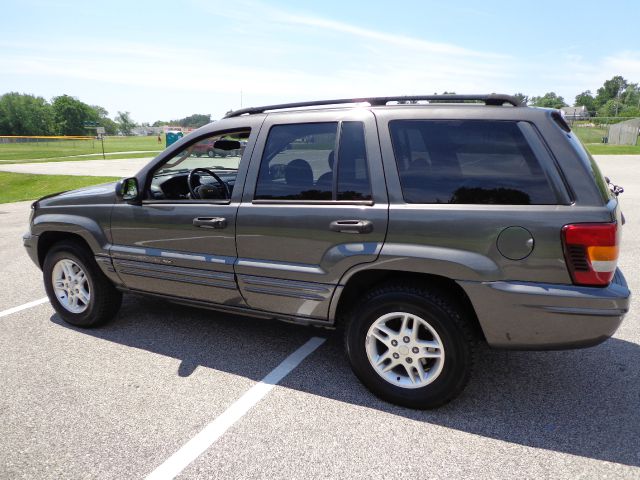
[193,217,227,229]
[329,220,373,234]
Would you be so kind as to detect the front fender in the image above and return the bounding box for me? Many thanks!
[32,213,111,256]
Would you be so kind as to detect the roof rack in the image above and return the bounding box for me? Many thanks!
[224,94,522,118]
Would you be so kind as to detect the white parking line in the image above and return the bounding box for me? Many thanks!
[0,297,49,318]
[146,336,326,480]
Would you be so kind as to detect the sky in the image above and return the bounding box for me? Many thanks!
[2,0,640,123]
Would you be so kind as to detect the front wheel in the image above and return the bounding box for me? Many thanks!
[43,240,122,328]
[345,283,475,409]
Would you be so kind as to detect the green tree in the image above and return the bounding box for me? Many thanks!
[513,93,529,105]
[178,114,211,128]
[90,105,118,135]
[595,76,627,109]
[115,111,136,135]
[620,105,640,117]
[597,99,624,117]
[152,114,211,128]
[620,83,640,110]
[530,92,567,109]
[51,95,96,135]
[574,90,596,114]
[0,92,55,135]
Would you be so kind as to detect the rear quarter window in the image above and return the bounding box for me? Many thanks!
[565,132,613,203]
[389,120,557,205]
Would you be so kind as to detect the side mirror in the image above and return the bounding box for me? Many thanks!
[116,177,140,202]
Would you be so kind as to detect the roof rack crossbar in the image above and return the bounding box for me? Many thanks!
[224,94,521,118]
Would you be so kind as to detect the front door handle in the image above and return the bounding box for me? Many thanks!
[193,217,227,229]
[329,220,373,234]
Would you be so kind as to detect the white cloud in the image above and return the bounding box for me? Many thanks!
[3,1,640,119]
[273,12,508,59]
[603,52,640,80]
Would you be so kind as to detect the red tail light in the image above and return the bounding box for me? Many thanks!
[562,223,619,287]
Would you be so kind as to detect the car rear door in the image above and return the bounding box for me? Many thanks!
[235,109,388,320]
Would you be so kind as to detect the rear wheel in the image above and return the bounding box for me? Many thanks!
[345,283,475,409]
[43,240,122,327]
[207,149,215,158]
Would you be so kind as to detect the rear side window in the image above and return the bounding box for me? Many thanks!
[337,122,372,201]
[255,121,371,201]
[389,120,557,204]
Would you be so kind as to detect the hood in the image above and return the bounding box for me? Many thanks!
[36,181,119,207]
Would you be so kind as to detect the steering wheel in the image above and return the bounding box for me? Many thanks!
[187,168,230,199]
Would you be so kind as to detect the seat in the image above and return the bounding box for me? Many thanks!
[284,158,314,189]
[315,151,334,192]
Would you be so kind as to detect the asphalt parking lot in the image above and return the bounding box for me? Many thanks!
[1,156,639,479]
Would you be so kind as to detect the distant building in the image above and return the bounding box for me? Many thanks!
[131,126,164,136]
[561,106,590,121]
[161,126,196,135]
[131,125,198,136]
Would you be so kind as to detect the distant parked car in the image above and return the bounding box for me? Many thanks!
[191,139,230,157]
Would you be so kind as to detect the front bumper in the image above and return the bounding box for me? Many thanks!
[23,232,40,268]
[459,269,631,349]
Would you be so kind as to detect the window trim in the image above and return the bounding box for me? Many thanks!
[142,199,233,206]
[252,199,374,206]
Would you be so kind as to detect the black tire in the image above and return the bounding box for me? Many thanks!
[344,283,475,409]
[207,149,215,158]
[43,240,122,328]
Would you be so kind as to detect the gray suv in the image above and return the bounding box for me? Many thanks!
[23,94,631,408]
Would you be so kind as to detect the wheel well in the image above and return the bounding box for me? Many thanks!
[37,232,92,267]
[336,270,486,341]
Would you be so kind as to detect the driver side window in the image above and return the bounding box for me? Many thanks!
[148,129,250,201]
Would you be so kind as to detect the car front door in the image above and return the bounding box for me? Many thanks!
[110,123,259,306]
[235,109,388,320]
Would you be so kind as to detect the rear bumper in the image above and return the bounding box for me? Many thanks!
[459,269,631,349]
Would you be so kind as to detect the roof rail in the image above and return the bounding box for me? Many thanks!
[223,94,522,118]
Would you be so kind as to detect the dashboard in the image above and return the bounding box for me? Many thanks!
[149,170,238,200]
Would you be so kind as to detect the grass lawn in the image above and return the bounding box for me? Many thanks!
[585,144,640,155]
[0,136,163,162]
[573,125,639,154]
[0,171,119,203]
[0,152,157,164]
[573,126,608,144]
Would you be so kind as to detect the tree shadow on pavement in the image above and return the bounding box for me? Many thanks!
[51,294,640,468]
